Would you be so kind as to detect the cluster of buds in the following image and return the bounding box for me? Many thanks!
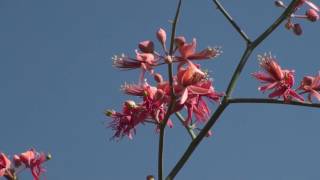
[275,0,319,35]
[107,28,223,140]
[0,149,51,180]
[252,53,320,102]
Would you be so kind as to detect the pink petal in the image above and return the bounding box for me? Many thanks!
[268,87,287,98]
[252,72,276,82]
[179,38,197,58]
[179,88,188,104]
[166,119,174,128]
[188,85,210,94]
[288,89,304,102]
[311,89,320,102]
[258,82,279,92]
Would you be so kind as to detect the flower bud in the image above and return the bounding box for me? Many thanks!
[274,0,285,8]
[146,175,155,180]
[164,55,173,64]
[138,40,154,53]
[206,130,213,137]
[306,9,319,22]
[154,73,163,83]
[285,21,294,29]
[104,110,114,117]
[13,155,22,167]
[157,28,166,47]
[293,23,303,35]
[124,100,137,109]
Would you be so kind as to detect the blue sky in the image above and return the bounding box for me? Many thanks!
[1,0,320,179]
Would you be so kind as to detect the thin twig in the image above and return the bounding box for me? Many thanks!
[212,0,251,44]
[175,112,196,140]
[229,98,320,108]
[166,0,300,179]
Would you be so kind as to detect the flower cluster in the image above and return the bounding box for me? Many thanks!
[275,0,319,35]
[252,53,320,102]
[0,149,50,180]
[107,28,223,140]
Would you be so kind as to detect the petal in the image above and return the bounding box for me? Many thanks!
[258,82,279,92]
[179,88,188,104]
[310,89,320,102]
[252,72,276,82]
[166,119,173,128]
[188,47,221,60]
[188,85,210,94]
[288,89,304,102]
[179,38,197,58]
[268,87,287,98]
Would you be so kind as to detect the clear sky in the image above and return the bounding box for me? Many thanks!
[1,0,320,179]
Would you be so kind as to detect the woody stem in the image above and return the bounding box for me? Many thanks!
[229,98,320,108]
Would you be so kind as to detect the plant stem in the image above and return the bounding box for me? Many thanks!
[158,127,164,180]
[158,1,183,180]
[229,98,320,108]
[166,103,229,180]
[165,0,300,179]
[175,112,196,140]
[212,0,251,44]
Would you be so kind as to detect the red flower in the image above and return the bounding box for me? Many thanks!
[252,54,304,102]
[0,153,11,177]
[297,72,320,102]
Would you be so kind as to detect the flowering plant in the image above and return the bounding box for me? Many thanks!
[106,0,320,179]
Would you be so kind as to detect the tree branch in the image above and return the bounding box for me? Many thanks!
[229,98,320,108]
[212,0,251,44]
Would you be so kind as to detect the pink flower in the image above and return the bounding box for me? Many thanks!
[174,61,223,125]
[297,72,320,102]
[106,100,148,139]
[177,61,206,87]
[122,82,167,122]
[112,52,158,81]
[15,149,47,180]
[252,54,304,102]
[0,153,11,177]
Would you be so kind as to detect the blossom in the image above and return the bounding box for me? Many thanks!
[106,100,148,139]
[252,54,304,102]
[112,52,158,81]
[297,72,320,102]
[174,61,223,125]
[0,153,11,177]
[15,149,47,180]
